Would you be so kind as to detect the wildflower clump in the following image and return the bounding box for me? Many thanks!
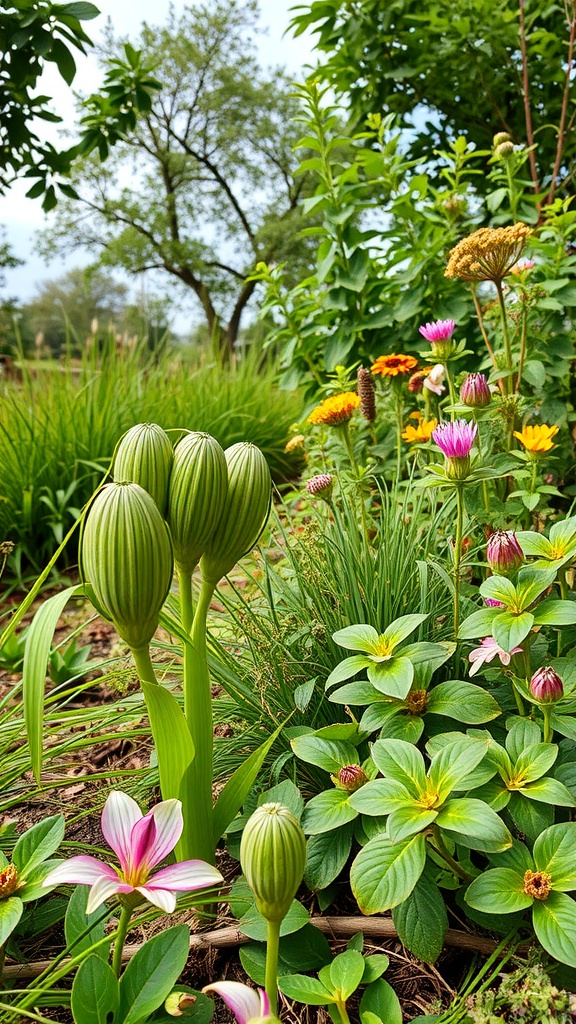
[445,223,532,283]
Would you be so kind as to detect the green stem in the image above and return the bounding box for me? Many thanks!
[516,304,528,391]
[336,1003,352,1024]
[178,568,194,633]
[495,280,513,392]
[445,363,458,419]
[453,485,465,638]
[430,829,474,883]
[131,645,158,686]
[542,704,553,744]
[512,681,526,717]
[341,422,370,549]
[112,904,133,978]
[265,919,281,1016]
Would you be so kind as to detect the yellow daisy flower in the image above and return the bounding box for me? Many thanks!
[402,417,438,443]
[371,354,418,377]
[308,392,361,427]
[513,424,559,454]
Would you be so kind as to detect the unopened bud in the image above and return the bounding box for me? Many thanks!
[333,765,368,792]
[240,802,306,923]
[460,373,491,408]
[486,530,524,575]
[530,666,563,703]
[164,992,196,1016]
[114,423,174,516]
[495,141,515,158]
[167,432,228,574]
[493,132,511,147]
[306,474,333,501]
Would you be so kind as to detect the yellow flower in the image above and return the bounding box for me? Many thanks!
[513,424,559,453]
[402,417,438,443]
[285,434,306,452]
[308,392,361,427]
[445,224,532,283]
[371,353,418,377]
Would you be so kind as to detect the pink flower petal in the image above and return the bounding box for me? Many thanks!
[147,860,223,892]
[41,856,118,888]
[136,885,176,913]
[130,799,183,874]
[86,875,130,914]
[101,791,142,872]
[203,981,263,1024]
[259,989,270,1016]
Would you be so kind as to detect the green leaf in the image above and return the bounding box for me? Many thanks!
[238,899,309,941]
[56,2,100,19]
[0,897,23,946]
[426,680,501,723]
[329,949,366,1000]
[290,735,359,773]
[371,740,427,797]
[359,978,402,1024]
[392,867,448,963]
[490,838,534,875]
[71,955,119,1024]
[458,607,499,640]
[465,868,532,914]
[533,600,576,626]
[361,954,389,983]
[302,789,357,834]
[328,680,385,705]
[515,566,556,607]
[387,805,438,842]
[509,792,554,842]
[148,987,214,1023]
[213,718,285,842]
[368,656,414,699]
[516,531,555,559]
[521,777,576,806]
[326,655,371,688]
[350,833,426,913]
[65,884,108,960]
[533,823,576,890]
[493,611,534,653]
[241,924,332,985]
[506,718,542,761]
[305,824,353,891]
[119,925,190,1024]
[349,779,413,816]
[13,815,65,877]
[533,891,576,968]
[332,624,379,653]
[479,576,517,606]
[435,798,512,852]
[23,584,84,781]
[428,737,489,801]
[380,613,428,649]
[278,974,336,1004]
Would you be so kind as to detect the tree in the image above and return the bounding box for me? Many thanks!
[0,1,160,209]
[292,0,576,198]
[39,0,312,356]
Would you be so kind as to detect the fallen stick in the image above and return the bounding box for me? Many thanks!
[2,916,523,980]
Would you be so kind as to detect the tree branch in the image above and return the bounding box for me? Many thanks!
[518,0,540,193]
[546,0,576,205]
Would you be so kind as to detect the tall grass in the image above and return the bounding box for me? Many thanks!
[0,338,304,574]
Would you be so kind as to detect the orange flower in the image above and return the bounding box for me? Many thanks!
[513,424,559,454]
[308,392,361,427]
[371,354,418,377]
[402,417,438,443]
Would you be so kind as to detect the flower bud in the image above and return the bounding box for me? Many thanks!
[167,432,228,575]
[530,666,563,703]
[445,454,471,480]
[306,474,333,501]
[200,443,271,586]
[495,141,515,159]
[460,373,491,408]
[81,482,173,650]
[493,132,511,147]
[486,530,524,575]
[114,423,174,516]
[333,765,368,792]
[240,802,306,923]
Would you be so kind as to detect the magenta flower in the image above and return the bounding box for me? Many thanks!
[460,373,491,408]
[306,473,333,500]
[530,666,563,703]
[419,320,455,343]
[203,982,273,1023]
[469,637,522,676]
[486,530,524,575]
[485,597,505,608]
[432,419,478,459]
[42,791,223,914]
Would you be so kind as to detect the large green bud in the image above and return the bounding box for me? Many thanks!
[167,432,228,574]
[113,422,174,516]
[81,482,173,650]
[200,442,271,585]
[240,803,306,924]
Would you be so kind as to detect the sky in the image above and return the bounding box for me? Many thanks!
[0,0,317,312]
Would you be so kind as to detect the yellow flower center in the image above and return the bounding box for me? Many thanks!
[523,869,552,900]
[0,864,20,898]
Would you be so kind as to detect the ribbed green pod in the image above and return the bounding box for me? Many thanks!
[81,482,173,650]
[240,802,306,923]
[167,432,228,574]
[200,442,271,585]
[113,422,174,516]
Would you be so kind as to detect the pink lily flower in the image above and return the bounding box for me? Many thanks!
[42,791,222,914]
[203,981,273,1023]
[469,637,522,676]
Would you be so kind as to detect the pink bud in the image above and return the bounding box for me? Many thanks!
[530,667,563,703]
[336,765,368,792]
[306,474,333,501]
[460,373,491,408]
[486,530,524,575]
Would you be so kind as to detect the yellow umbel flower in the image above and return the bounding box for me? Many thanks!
[513,424,559,453]
[308,392,361,427]
[445,224,532,283]
[402,417,438,443]
[371,353,418,377]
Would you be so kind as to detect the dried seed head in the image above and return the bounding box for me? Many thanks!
[167,432,228,574]
[81,482,173,651]
[240,802,306,923]
[523,869,552,900]
[357,368,376,421]
[0,864,19,897]
[114,422,174,516]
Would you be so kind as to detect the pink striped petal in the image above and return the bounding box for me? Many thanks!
[41,856,118,888]
[86,875,131,914]
[147,860,223,892]
[203,982,263,1024]
[259,990,270,1017]
[136,885,176,913]
[129,799,182,873]
[101,791,142,872]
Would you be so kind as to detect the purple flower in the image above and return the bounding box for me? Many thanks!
[42,791,222,914]
[419,320,456,343]
[530,666,563,703]
[486,530,524,575]
[432,419,478,459]
[306,474,333,500]
[469,637,522,676]
[485,598,505,608]
[203,982,273,1023]
[460,373,491,408]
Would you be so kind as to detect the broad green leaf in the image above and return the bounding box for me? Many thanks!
[490,838,534,875]
[465,868,532,914]
[118,924,190,1024]
[534,823,576,890]
[148,986,214,1023]
[302,789,357,834]
[505,717,542,761]
[380,613,428,649]
[305,825,353,891]
[141,682,195,860]
[549,516,576,549]
[359,978,402,1024]
[426,681,501,723]
[515,566,557,607]
[332,624,379,653]
[213,718,285,842]
[290,735,359,773]
[65,885,108,960]
[428,737,489,802]
[349,778,413,816]
[13,815,65,877]
[533,891,576,968]
[392,867,448,963]
[379,713,425,744]
[329,949,366,1000]
[241,924,332,985]
[400,641,455,673]
[0,897,23,946]
[20,858,63,902]
[470,781,510,811]
[368,656,414,699]
[371,739,426,797]
[493,611,534,652]
[521,777,576,806]
[23,584,84,781]
[360,703,402,733]
[328,680,387,705]
[509,791,554,842]
[516,531,555,559]
[350,833,426,913]
[279,974,335,1004]
[435,798,511,852]
[325,655,371,689]
[257,780,303,820]
[533,600,576,626]
[458,607,499,640]
[71,955,119,1024]
[361,954,389,984]
[387,805,438,842]
[238,899,309,941]
[479,576,517,606]
[513,742,558,783]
